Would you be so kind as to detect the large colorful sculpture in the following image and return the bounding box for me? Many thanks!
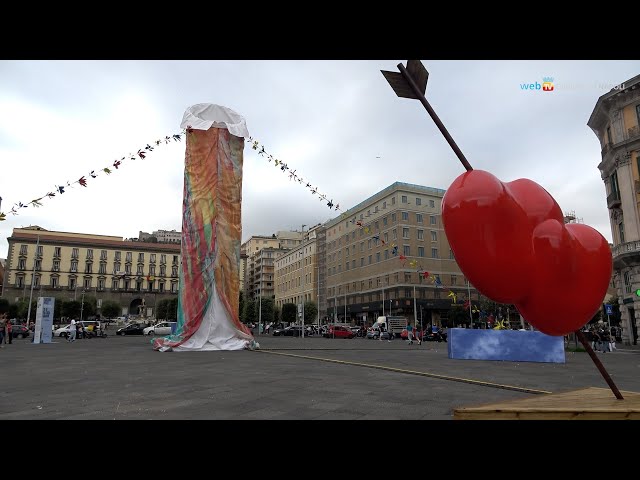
[153,104,254,351]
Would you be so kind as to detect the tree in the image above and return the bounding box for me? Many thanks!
[15,298,37,320]
[282,303,297,324]
[61,300,82,319]
[102,300,121,319]
[0,298,9,314]
[273,306,281,323]
[166,298,179,320]
[260,297,275,324]
[243,299,257,324]
[156,299,169,320]
[303,301,318,324]
[448,305,470,327]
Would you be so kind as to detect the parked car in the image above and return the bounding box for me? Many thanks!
[143,322,176,336]
[273,326,305,337]
[324,325,355,339]
[116,323,146,336]
[53,321,101,338]
[10,324,30,339]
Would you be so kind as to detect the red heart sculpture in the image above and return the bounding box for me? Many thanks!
[442,170,612,336]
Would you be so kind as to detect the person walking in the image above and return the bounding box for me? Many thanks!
[68,318,77,342]
[0,313,7,346]
[406,321,414,345]
[5,320,12,344]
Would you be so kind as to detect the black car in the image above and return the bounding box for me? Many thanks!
[272,326,304,337]
[10,324,30,339]
[116,323,146,336]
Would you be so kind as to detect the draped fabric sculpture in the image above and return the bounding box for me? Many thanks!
[153,104,253,351]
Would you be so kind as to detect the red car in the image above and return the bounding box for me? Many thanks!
[324,325,355,339]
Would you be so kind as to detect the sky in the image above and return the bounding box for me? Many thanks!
[1,60,639,258]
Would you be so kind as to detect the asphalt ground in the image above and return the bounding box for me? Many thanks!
[1,333,639,420]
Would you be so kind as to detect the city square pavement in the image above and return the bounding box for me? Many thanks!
[1,333,639,420]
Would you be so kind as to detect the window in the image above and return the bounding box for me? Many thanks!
[430,215,436,225]
[136,280,142,291]
[391,197,396,205]
[172,266,178,276]
[369,279,373,288]
[346,262,350,271]
[431,231,437,241]
[101,250,107,260]
[124,279,130,290]
[126,252,132,262]
[148,281,154,291]
[368,239,372,250]
[451,275,457,286]
[150,254,156,263]
[416,197,421,206]
[624,271,632,294]
[18,258,26,269]
[383,216,388,226]
[403,228,410,239]
[368,255,372,265]
[72,248,79,259]
[171,282,178,293]
[137,265,144,275]
[125,264,132,274]
[99,263,106,274]
[416,213,423,224]
[401,195,408,204]
[173,255,179,264]
[376,252,381,262]
[391,213,396,222]
[113,262,121,274]
[138,252,144,263]
[402,212,409,221]
[36,245,43,256]
[417,229,424,240]
[115,251,121,261]
[607,126,613,144]
[85,262,92,274]
[70,261,78,272]
[345,246,349,257]
[34,275,41,287]
[34,259,42,271]
[84,278,92,289]
[392,229,397,240]
[112,278,119,290]
[86,249,93,259]
[159,282,165,293]
[149,265,156,275]
[431,248,438,258]
[375,221,379,230]
[637,104,640,126]
[160,254,166,263]
[403,245,410,256]
[352,231,355,240]
[619,222,625,243]
[352,260,355,269]
[98,278,105,290]
[418,247,425,257]
[384,250,389,260]
[405,273,412,283]
[360,242,364,253]
[54,247,61,257]
[383,201,387,209]
[51,276,58,288]
[20,244,28,255]
[383,232,388,244]
[429,199,435,208]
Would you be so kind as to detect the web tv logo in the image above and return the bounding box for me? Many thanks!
[520,77,554,92]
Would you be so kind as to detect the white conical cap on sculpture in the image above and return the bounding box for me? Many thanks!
[180,103,249,138]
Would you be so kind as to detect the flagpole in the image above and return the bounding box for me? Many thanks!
[467,279,473,328]
[413,285,418,342]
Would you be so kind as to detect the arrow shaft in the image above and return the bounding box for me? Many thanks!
[397,63,473,172]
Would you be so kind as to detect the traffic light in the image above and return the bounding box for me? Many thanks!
[636,289,640,297]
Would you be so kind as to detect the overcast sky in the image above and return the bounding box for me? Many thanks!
[1,60,639,258]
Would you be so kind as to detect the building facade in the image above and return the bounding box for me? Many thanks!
[274,224,322,311]
[0,258,5,296]
[2,226,181,318]
[139,229,182,244]
[588,74,640,345]
[324,182,478,327]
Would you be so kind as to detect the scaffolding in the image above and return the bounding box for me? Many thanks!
[563,210,583,224]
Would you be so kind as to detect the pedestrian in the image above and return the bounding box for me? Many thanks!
[406,322,414,345]
[0,313,7,346]
[5,320,12,344]
[68,319,77,342]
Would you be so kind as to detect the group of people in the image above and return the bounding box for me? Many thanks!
[587,326,617,353]
[66,319,102,342]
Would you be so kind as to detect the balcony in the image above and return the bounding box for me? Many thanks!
[612,240,640,268]
[629,125,640,141]
[607,191,621,209]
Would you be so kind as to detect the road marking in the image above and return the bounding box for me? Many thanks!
[256,350,552,395]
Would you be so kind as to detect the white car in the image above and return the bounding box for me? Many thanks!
[143,322,176,336]
[54,324,73,337]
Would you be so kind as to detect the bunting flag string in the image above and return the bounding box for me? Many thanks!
[0,130,185,221]
[1,129,475,308]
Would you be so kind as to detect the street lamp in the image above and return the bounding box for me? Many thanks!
[80,289,86,321]
[301,224,306,339]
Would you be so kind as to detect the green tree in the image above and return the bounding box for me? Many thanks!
[102,300,121,319]
[166,298,179,320]
[273,306,281,323]
[303,301,318,324]
[62,300,82,319]
[243,299,257,324]
[260,297,275,324]
[156,299,168,320]
[282,303,297,324]
[15,298,37,320]
[448,305,470,327]
[8,303,18,319]
[0,298,9,314]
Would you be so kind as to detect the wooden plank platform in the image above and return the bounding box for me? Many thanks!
[454,387,640,420]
